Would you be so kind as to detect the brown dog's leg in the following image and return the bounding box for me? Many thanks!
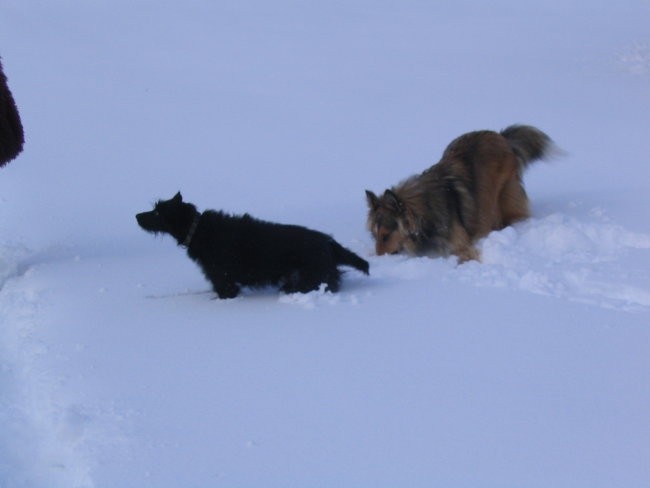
[471,152,517,237]
[498,174,530,227]
[449,221,479,262]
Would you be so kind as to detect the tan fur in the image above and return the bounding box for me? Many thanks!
[366,125,554,261]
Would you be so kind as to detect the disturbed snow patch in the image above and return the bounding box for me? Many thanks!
[0,245,128,488]
[0,268,94,488]
[458,213,650,311]
[278,284,361,309]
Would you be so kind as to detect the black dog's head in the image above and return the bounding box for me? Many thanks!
[136,192,199,244]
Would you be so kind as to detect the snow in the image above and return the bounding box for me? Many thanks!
[1,1,650,487]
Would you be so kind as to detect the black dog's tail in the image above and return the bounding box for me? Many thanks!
[500,124,556,171]
[330,239,369,275]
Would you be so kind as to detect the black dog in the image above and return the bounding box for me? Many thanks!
[136,192,369,298]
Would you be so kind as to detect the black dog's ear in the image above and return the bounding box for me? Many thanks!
[173,191,183,202]
[383,189,403,213]
[365,190,379,210]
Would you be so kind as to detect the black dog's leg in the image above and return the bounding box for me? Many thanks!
[214,281,240,299]
[208,273,240,299]
[321,267,341,293]
[281,265,341,294]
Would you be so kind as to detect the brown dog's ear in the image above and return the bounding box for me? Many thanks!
[383,189,403,213]
[365,190,380,210]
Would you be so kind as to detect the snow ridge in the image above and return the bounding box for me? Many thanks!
[1,248,105,488]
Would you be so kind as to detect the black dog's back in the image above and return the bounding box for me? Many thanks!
[191,211,368,296]
[137,193,369,299]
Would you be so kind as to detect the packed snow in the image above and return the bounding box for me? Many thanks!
[1,1,649,487]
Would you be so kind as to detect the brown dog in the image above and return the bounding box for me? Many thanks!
[365,125,555,261]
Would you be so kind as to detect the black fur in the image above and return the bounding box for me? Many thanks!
[0,58,24,167]
[136,192,369,299]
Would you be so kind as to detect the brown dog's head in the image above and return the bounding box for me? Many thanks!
[365,189,410,255]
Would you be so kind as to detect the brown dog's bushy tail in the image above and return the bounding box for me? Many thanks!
[501,124,555,170]
[330,239,369,275]
[0,58,24,167]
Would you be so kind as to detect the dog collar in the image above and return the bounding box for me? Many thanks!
[182,214,201,248]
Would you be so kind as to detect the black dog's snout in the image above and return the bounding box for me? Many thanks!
[136,210,162,232]
[135,212,147,226]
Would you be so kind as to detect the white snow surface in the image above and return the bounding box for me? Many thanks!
[1,1,650,487]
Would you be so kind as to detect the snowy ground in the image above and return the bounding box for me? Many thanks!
[1,1,649,487]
